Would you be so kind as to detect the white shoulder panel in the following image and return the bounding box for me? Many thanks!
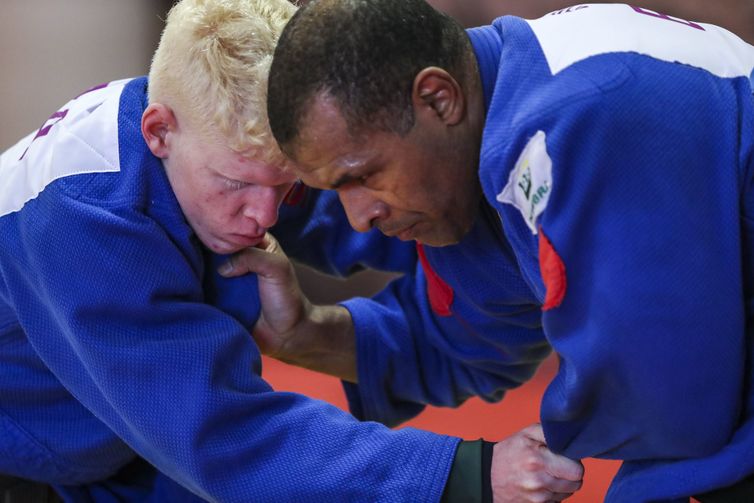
[0,79,131,217]
[526,4,754,78]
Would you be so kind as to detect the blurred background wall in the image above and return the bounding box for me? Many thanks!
[4,0,752,151]
[0,1,173,151]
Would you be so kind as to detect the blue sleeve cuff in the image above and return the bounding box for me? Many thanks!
[339,296,426,426]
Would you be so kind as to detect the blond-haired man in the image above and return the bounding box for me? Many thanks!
[0,0,407,500]
[0,0,582,501]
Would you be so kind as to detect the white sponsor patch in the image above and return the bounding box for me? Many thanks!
[497,130,552,234]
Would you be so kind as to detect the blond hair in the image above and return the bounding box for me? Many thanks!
[148,0,296,164]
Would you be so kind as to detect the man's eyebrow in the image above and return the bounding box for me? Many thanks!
[331,173,357,189]
[329,154,371,189]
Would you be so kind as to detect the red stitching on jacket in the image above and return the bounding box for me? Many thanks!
[417,243,453,317]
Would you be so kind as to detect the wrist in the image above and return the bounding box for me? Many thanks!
[278,304,357,382]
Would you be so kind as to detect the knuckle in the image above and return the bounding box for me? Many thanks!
[575,463,586,477]
[521,476,542,491]
[523,455,544,471]
[528,493,548,503]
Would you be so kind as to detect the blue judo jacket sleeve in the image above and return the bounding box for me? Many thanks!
[339,235,551,428]
[2,181,458,502]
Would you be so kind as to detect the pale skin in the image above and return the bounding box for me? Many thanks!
[141,102,296,255]
[220,234,584,502]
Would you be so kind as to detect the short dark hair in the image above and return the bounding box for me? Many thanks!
[267,0,471,149]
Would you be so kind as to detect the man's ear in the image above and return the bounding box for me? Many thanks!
[141,103,177,159]
[411,67,466,126]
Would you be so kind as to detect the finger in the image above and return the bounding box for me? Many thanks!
[218,254,237,277]
[522,423,546,444]
[257,231,283,254]
[218,243,290,279]
[536,472,583,494]
[520,470,582,494]
[548,489,580,502]
[540,447,584,482]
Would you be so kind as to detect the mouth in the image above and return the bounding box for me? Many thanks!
[397,225,418,241]
[381,223,417,241]
[228,232,266,248]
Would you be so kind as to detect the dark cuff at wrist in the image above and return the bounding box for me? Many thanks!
[481,440,494,503]
[441,439,493,503]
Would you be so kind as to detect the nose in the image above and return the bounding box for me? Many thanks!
[338,186,389,233]
[242,183,292,229]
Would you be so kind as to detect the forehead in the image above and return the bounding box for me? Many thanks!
[204,144,293,184]
[294,95,353,150]
[290,95,370,174]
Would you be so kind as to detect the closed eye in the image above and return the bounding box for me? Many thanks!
[332,172,371,189]
[358,174,369,184]
[223,177,251,191]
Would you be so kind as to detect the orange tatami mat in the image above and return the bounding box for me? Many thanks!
[263,354,620,502]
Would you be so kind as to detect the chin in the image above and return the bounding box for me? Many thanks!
[424,238,460,247]
[418,224,468,247]
[203,238,240,255]
[416,233,461,248]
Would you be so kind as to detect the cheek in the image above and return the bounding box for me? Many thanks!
[390,172,433,209]
[185,192,226,223]
[208,192,247,221]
